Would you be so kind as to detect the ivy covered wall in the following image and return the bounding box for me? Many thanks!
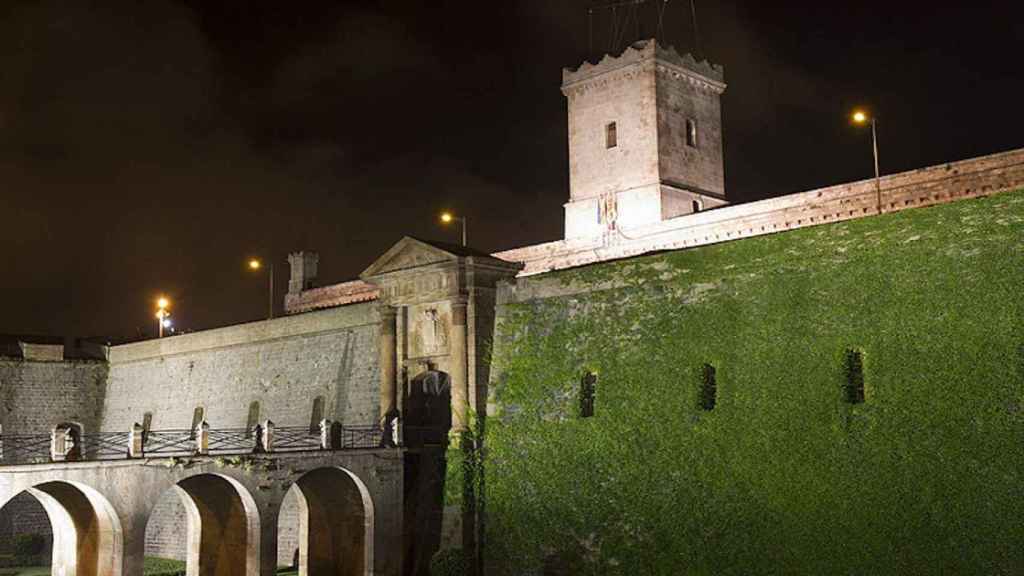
[482,191,1024,575]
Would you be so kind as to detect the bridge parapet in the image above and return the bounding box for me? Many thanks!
[0,420,388,466]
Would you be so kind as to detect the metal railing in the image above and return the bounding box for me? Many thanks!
[0,420,399,466]
[273,426,323,453]
[0,434,52,464]
[81,431,131,460]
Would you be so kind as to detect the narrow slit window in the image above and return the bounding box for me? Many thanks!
[309,396,325,434]
[843,349,865,404]
[580,372,597,418]
[245,401,261,438]
[692,200,701,213]
[189,407,205,439]
[686,118,698,148]
[699,363,716,411]
[605,122,617,149]
[142,412,153,433]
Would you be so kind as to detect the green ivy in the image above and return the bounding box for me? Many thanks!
[480,192,1024,575]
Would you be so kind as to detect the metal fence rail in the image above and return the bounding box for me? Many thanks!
[143,429,196,457]
[82,432,131,460]
[341,425,384,450]
[273,426,322,452]
[207,428,257,455]
[0,434,52,464]
[0,422,405,466]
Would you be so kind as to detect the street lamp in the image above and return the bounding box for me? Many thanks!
[155,297,170,338]
[440,212,467,246]
[851,109,882,213]
[248,258,275,319]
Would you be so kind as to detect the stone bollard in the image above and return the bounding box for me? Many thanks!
[129,423,145,458]
[257,420,274,453]
[195,421,210,455]
[319,418,334,450]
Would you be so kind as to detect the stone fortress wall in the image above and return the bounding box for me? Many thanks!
[0,350,107,555]
[0,303,383,563]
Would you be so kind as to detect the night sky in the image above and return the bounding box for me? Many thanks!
[2,1,1021,340]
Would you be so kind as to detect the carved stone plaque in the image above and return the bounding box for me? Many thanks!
[407,301,451,358]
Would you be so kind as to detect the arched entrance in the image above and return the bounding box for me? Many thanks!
[0,481,123,576]
[144,474,260,576]
[284,466,373,576]
[402,370,452,576]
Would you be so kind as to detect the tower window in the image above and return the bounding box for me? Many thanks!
[605,122,617,149]
[580,372,597,418]
[699,363,716,411]
[843,349,865,404]
[686,118,698,148]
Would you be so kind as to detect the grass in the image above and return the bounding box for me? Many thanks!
[0,558,187,576]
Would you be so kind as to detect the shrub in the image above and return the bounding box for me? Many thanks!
[430,548,466,576]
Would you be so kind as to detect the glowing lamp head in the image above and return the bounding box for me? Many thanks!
[162,318,172,328]
[852,110,868,124]
[248,259,261,270]
[440,212,454,224]
[157,297,169,310]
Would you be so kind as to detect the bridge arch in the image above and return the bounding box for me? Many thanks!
[282,466,374,576]
[145,473,260,576]
[0,480,123,576]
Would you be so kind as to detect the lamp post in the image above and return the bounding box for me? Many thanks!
[851,109,882,213]
[440,212,467,246]
[155,297,170,338]
[248,258,275,319]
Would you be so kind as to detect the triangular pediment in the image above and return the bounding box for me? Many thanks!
[360,237,460,279]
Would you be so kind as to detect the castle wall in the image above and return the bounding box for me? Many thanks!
[102,303,381,432]
[0,357,107,436]
[104,303,382,560]
[484,189,1024,574]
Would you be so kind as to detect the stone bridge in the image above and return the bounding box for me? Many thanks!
[0,449,404,576]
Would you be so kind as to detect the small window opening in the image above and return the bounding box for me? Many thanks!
[843,349,865,404]
[141,412,153,442]
[686,118,698,148]
[245,401,261,438]
[580,372,597,418]
[692,200,701,213]
[189,407,205,439]
[699,363,717,411]
[605,122,617,149]
[309,396,325,434]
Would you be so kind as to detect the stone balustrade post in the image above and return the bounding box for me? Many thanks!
[259,420,274,453]
[195,421,209,455]
[319,419,334,450]
[129,423,145,458]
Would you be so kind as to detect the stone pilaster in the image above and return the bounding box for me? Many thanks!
[378,305,399,422]
[450,299,470,431]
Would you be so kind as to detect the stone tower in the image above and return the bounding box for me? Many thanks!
[561,39,727,239]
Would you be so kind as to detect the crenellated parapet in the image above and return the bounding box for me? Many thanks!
[562,38,724,94]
